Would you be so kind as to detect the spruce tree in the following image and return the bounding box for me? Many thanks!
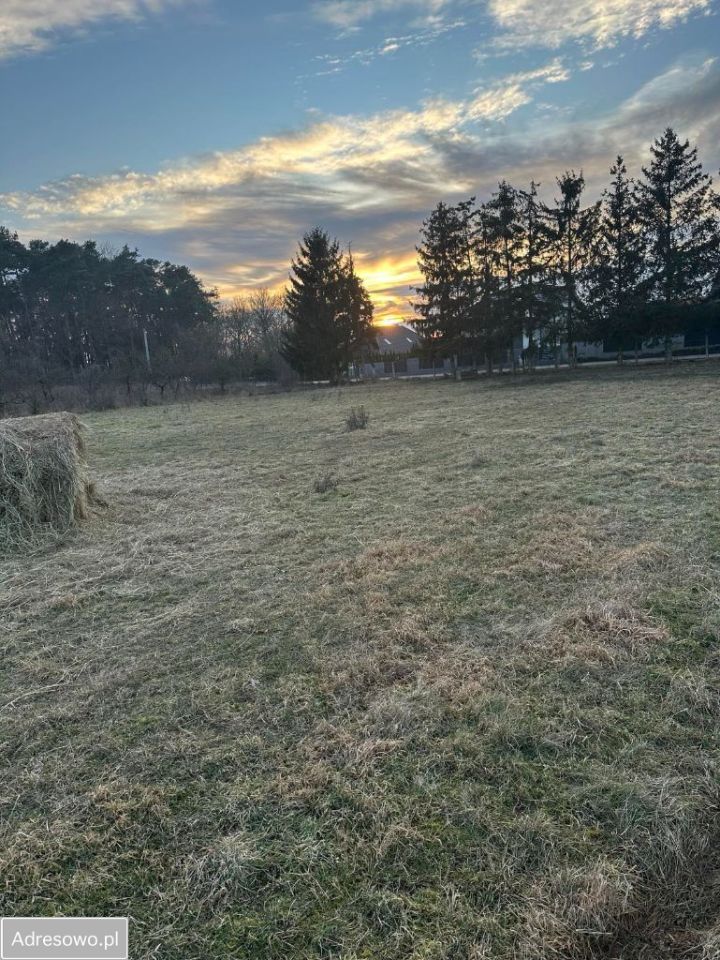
[516,182,559,370]
[415,202,472,364]
[588,157,645,362]
[471,202,503,372]
[282,228,374,383]
[637,128,719,352]
[486,181,524,370]
[335,249,375,377]
[547,171,600,366]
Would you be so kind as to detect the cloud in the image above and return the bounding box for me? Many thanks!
[0,0,197,59]
[468,59,570,119]
[1,58,567,225]
[312,0,711,48]
[3,58,719,322]
[488,0,711,50]
[0,58,558,319]
[309,17,466,75]
[312,0,448,30]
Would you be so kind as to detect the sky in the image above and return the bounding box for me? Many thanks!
[1,0,719,323]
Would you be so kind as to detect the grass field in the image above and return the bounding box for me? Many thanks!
[2,367,720,959]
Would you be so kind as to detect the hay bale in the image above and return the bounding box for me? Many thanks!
[0,412,99,547]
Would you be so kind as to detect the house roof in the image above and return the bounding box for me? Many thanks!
[374,323,421,355]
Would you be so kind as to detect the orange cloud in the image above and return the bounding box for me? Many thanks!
[354,251,422,323]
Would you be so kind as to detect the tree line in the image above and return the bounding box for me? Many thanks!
[0,234,298,412]
[4,126,719,411]
[415,128,720,369]
[0,223,378,409]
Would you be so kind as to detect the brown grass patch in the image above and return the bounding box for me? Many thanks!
[534,601,670,664]
[333,538,443,581]
[520,859,636,959]
[498,511,604,576]
[457,504,491,524]
[414,649,497,705]
[604,540,670,573]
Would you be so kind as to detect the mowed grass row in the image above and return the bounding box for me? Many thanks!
[1,368,719,959]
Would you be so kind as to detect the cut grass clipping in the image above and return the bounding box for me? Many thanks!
[0,412,98,547]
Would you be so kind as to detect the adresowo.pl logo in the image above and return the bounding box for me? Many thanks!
[1,919,128,960]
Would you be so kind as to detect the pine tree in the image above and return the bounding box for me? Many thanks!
[637,128,719,353]
[282,228,374,383]
[588,157,645,362]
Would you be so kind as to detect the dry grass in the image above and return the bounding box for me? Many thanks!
[0,412,99,548]
[1,366,720,958]
[531,601,671,665]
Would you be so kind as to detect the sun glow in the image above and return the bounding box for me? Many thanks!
[354,251,421,325]
[209,250,421,326]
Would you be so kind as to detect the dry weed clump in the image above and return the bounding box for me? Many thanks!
[312,473,338,494]
[345,405,369,431]
[0,412,100,547]
[297,720,404,778]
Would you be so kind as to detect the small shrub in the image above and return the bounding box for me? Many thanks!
[345,406,369,431]
[313,474,338,494]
